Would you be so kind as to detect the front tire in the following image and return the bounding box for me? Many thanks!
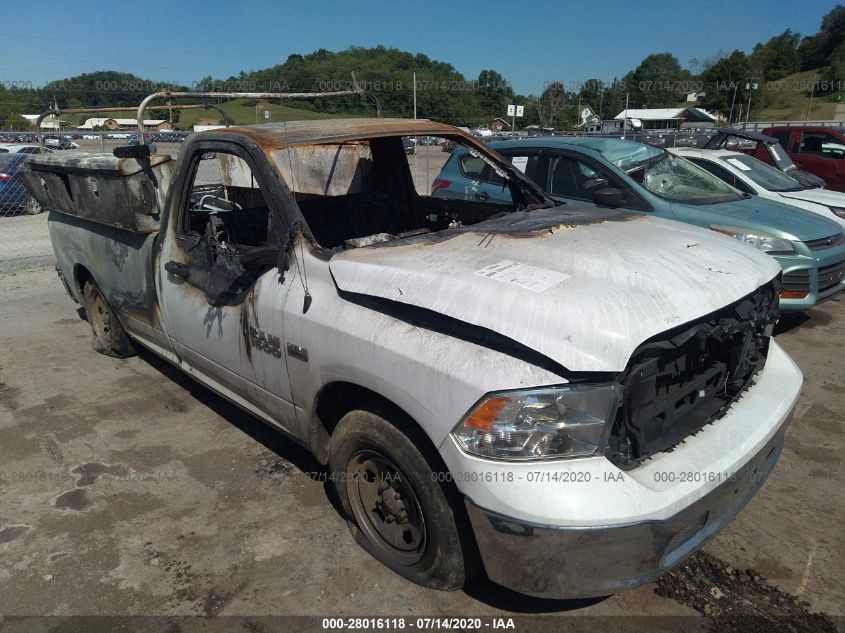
[329,404,474,591]
[82,280,135,358]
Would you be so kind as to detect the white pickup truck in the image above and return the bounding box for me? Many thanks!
[23,118,801,598]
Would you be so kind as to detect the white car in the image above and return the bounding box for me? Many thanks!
[672,147,845,230]
[0,144,53,154]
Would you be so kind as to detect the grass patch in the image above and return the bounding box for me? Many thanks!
[757,69,842,121]
[65,99,363,130]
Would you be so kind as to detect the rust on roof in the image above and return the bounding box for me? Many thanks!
[197,118,470,150]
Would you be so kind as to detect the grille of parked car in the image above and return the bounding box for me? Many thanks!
[804,233,845,251]
[818,259,845,293]
[605,280,780,469]
[782,269,812,294]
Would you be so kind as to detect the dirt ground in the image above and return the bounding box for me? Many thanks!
[0,267,843,631]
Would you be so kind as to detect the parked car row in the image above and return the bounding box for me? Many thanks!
[434,134,845,311]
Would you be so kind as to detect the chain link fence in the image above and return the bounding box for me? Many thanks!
[0,153,53,273]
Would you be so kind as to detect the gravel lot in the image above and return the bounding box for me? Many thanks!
[0,266,842,632]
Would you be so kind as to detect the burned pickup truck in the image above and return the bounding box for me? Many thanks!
[23,117,802,598]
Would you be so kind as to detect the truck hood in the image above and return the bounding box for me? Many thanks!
[680,196,843,241]
[329,207,780,373]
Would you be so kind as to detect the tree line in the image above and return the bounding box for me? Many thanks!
[1,5,843,130]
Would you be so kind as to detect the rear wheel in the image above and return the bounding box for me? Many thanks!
[82,280,135,358]
[24,197,43,215]
[329,403,476,591]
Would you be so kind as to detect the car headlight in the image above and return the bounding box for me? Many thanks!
[709,225,795,254]
[829,206,845,219]
[452,384,620,460]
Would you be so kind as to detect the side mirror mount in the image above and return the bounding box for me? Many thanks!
[113,144,151,159]
[113,143,158,189]
[593,187,628,207]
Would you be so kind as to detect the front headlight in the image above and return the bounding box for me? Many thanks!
[452,384,620,460]
[829,206,845,219]
[709,224,795,254]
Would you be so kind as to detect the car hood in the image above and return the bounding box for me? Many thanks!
[679,196,843,241]
[329,207,780,373]
[777,188,845,208]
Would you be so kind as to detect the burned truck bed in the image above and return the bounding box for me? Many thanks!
[19,151,174,233]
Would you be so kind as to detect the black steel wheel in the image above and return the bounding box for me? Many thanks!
[329,403,478,591]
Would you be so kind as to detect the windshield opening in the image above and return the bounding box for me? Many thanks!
[269,135,551,250]
[625,152,743,204]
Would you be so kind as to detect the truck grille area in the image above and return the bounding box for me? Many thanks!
[605,280,780,469]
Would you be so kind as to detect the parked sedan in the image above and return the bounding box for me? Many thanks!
[673,147,845,231]
[433,137,845,311]
[0,154,42,215]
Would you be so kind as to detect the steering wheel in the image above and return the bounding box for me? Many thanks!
[198,194,242,212]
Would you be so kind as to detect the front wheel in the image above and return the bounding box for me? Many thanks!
[329,404,476,591]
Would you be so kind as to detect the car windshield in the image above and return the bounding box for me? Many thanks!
[624,150,743,204]
[723,154,804,192]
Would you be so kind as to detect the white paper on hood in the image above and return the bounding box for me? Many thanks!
[475,260,570,293]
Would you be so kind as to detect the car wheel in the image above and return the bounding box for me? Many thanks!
[82,280,136,358]
[329,403,476,591]
[24,197,43,215]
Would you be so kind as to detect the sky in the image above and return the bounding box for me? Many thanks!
[0,0,839,95]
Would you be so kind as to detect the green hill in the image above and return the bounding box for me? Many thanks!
[756,69,843,121]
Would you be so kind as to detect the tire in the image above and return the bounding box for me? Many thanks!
[82,280,136,358]
[24,197,43,215]
[329,403,477,591]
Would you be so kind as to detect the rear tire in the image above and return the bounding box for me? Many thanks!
[24,197,43,215]
[82,280,135,358]
[328,403,476,591]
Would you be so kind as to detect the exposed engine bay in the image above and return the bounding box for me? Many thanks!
[606,279,780,468]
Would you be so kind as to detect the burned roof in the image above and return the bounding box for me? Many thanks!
[198,118,466,149]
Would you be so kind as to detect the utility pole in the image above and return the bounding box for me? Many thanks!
[728,81,739,124]
[807,80,815,121]
[412,71,417,119]
[745,77,758,124]
[623,93,629,139]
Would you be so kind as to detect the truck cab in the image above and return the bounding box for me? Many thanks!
[762,126,845,192]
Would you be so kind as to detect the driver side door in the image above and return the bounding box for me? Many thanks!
[158,141,299,433]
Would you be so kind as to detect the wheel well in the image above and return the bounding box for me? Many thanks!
[73,264,93,295]
[311,382,387,462]
[312,381,484,582]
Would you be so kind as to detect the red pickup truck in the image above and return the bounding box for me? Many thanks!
[761,126,845,192]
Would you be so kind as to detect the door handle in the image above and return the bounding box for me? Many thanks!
[165,260,190,279]
[475,191,489,201]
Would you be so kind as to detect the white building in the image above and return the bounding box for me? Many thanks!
[613,107,717,130]
[77,118,174,131]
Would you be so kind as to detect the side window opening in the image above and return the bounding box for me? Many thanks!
[547,155,609,200]
[185,151,272,248]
